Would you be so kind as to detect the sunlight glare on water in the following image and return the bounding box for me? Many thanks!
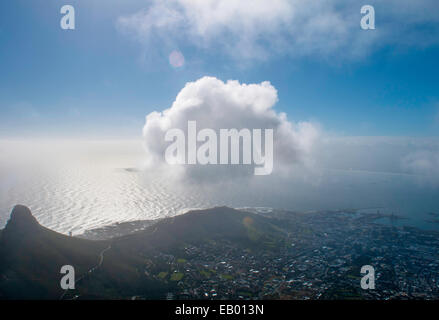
[1,139,439,234]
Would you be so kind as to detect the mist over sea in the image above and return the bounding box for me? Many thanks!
[1,139,438,234]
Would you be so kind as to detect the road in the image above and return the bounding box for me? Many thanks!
[59,243,112,300]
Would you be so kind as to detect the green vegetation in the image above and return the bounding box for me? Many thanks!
[237,291,253,297]
[244,223,263,241]
[199,270,210,277]
[170,272,184,281]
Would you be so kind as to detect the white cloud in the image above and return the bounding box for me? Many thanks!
[117,0,439,62]
[401,149,439,184]
[142,76,319,181]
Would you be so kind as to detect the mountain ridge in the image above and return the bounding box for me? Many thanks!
[0,205,286,299]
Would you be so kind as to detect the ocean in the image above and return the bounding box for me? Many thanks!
[1,139,438,234]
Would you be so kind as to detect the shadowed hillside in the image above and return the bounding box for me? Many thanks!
[0,205,109,299]
[0,205,287,299]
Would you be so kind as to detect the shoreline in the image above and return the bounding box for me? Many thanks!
[77,206,439,241]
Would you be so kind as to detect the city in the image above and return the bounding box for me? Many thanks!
[85,208,439,300]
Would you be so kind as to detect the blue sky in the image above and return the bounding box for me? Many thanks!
[1,0,439,138]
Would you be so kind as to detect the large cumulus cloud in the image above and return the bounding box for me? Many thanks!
[142,76,319,181]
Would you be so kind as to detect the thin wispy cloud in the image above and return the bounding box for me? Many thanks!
[117,0,439,62]
[402,149,439,185]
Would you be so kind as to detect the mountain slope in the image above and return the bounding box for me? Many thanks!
[0,205,108,299]
[0,205,288,299]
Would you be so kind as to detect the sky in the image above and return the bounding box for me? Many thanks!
[0,0,439,139]
[1,0,439,230]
